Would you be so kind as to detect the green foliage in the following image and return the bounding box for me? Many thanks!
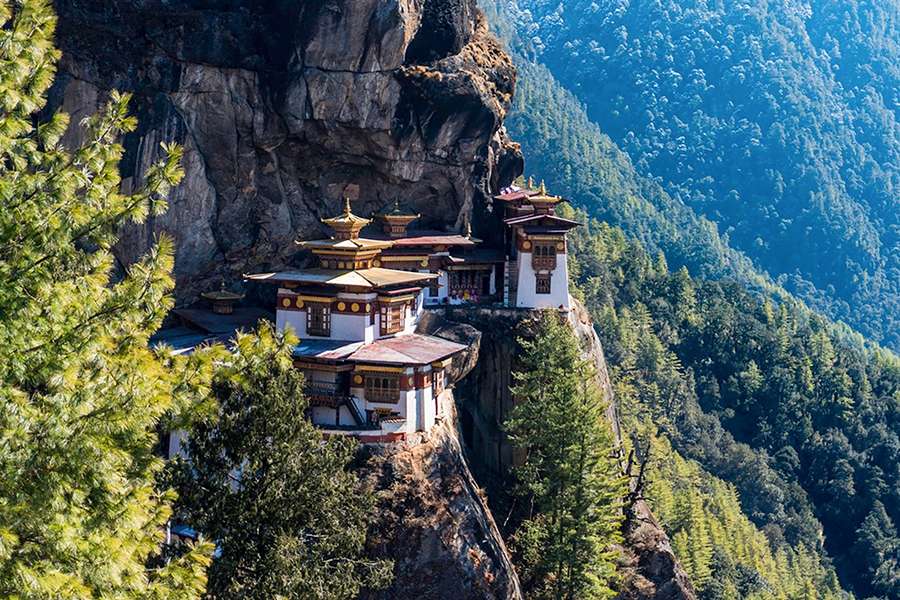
[851,501,900,599]
[484,0,900,351]
[561,205,900,597]
[169,323,392,600]
[647,435,844,600]
[0,1,216,596]
[505,313,626,600]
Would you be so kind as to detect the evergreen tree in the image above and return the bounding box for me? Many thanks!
[852,501,900,599]
[506,313,625,600]
[170,324,392,600]
[0,1,213,595]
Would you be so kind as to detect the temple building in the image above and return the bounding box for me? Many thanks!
[366,201,501,305]
[245,199,466,442]
[156,181,580,443]
[494,180,580,309]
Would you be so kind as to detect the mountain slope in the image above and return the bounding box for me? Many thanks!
[485,0,900,350]
[563,206,900,599]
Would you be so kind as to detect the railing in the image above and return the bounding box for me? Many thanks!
[305,381,348,408]
[532,255,557,270]
[365,388,400,403]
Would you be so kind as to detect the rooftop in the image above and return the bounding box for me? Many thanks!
[245,267,437,289]
[368,230,477,248]
[200,285,245,302]
[150,307,271,354]
[293,333,465,366]
[321,197,372,230]
[375,199,420,220]
[504,213,581,229]
[298,237,393,251]
[293,338,363,361]
[353,333,465,365]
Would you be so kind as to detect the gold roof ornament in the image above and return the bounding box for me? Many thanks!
[380,199,419,218]
[321,197,372,240]
[376,199,419,238]
[201,281,245,314]
[528,180,564,213]
[528,175,535,189]
[201,281,245,302]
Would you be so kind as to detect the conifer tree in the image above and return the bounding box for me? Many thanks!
[0,1,213,595]
[169,324,392,600]
[506,313,626,600]
[851,501,900,599]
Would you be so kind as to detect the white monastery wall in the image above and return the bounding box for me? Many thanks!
[516,251,571,309]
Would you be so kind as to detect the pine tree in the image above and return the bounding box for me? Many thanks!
[505,312,626,600]
[851,501,900,599]
[0,1,213,596]
[169,324,392,599]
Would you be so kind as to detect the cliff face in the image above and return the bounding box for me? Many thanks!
[50,0,522,301]
[359,401,522,600]
[419,304,696,600]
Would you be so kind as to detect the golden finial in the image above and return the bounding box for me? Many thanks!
[528,175,534,189]
[343,196,352,215]
[465,221,473,238]
[539,179,547,195]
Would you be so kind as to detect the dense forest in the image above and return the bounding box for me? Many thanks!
[563,204,900,599]
[483,0,900,351]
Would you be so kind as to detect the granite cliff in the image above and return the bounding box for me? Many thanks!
[420,303,697,600]
[50,0,522,302]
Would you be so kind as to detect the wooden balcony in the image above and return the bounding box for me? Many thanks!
[532,255,557,270]
[305,381,349,408]
[365,388,400,404]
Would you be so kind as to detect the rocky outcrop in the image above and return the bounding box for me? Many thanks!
[420,303,696,600]
[49,0,522,301]
[568,303,696,600]
[359,400,522,600]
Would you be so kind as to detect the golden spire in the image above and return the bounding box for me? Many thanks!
[465,220,473,238]
[322,196,371,240]
[528,175,534,189]
[529,179,563,214]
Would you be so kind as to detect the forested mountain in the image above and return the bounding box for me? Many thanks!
[564,204,900,599]
[483,0,900,351]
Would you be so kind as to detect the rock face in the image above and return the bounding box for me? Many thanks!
[420,303,696,600]
[359,400,523,600]
[49,0,522,301]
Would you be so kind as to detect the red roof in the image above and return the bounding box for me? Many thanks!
[389,234,476,247]
[347,333,465,366]
[504,214,582,228]
[494,189,538,202]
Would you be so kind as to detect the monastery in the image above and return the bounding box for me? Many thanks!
[155,180,581,443]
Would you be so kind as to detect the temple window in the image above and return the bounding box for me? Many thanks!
[433,369,445,395]
[365,374,400,403]
[449,270,477,291]
[380,303,404,335]
[306,303,331,336]
[536,273,551,295]
[532,243,557,269]
[428,278,440,297]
